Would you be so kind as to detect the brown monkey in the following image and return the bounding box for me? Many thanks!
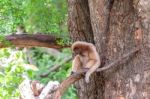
[71,41,101,83]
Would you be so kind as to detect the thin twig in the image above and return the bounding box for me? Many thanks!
[40,56,72,77]
[97,46,140,72]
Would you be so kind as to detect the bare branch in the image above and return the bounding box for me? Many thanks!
[54,74,83,99]
[40,56,72,77]
[96,46,140,72]
[0,34,70,49]
[54,47,140,99]
[39,81,59,99]
[38,48,61,57]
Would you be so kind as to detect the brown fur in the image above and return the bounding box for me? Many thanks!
[71,41,101,83]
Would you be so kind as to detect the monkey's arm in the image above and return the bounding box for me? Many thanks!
[71,55,82,75]
[84,59,96,68]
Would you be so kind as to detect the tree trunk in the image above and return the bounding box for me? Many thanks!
[68,0,104,99]
[68,0,150,99]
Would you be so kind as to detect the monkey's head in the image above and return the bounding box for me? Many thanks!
[72,41,89,56]
[73,46,82,55]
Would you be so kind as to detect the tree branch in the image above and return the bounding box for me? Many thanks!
[54,47,140,99]
[96,46,140,72]
[54,74,83,99]
[0,34,70,48]
[40,56,72,77]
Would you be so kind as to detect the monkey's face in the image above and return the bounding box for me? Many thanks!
[73,47,82,55]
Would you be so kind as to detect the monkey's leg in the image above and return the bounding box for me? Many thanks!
[84,60,97,83]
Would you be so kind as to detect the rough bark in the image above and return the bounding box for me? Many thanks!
[54,46,139,99]
[102,0,150,98]
[88,1,114,98]
[68,0,94,43]
[68,0,150,99]
[68,0,104,99]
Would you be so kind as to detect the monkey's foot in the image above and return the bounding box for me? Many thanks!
[85,73,90,83]
[70,71,80,76]
[81,68,89,74]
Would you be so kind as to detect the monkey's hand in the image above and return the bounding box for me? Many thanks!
[71,71,74,75]
[70,71,80,76]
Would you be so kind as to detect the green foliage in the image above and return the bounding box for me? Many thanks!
[0,0,68,35]
[24,0,68,34]
[57,37,71,46]
[62,85,77,99]
[0,0,76,98]
[0,0,26,34]
[0,35,12,47]
[29,48,77,99]
[0,48,32,99]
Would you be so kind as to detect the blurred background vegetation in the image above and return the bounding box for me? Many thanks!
[0,0,77,99]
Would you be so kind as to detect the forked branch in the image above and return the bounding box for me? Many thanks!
[0,34,140,99]
[54,47,140,99]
